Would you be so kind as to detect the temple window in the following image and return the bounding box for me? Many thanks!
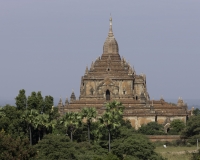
[106,90,110,100]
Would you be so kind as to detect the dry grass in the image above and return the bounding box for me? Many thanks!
[155,146,198,160]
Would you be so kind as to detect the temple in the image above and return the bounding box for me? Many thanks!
[58,17,189,130]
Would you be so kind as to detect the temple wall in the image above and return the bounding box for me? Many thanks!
[125,115,186,130]
[83,79,134,98]
[169,116,186,123]
[147,135,181,142]
[157,116,186,124]
[119,80,132,95]
[157,116,167,124]
[125,116,155,130]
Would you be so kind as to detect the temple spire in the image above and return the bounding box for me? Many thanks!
[85,65,88,75]
[59,97,63,105]
[65,97,69,105]
[70,89,76,102]
[108,15,114,37]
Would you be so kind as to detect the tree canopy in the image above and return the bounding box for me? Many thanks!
[0,89,169,159]
[182,115,200,144]
[138,122,165,135]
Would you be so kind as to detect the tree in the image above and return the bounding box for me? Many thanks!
[15,89,27,110]
[112,133,164,160]
[99,101,124,152]
[0,105,26,138]
[44,95,54,113]
[168,119,185,135]
[138,122,165,135]
[0,130,36,160]
[0,107,5,118]
[181,115,200,144]
[193,108,200,116]
[22,109,39,145]
[34,113,50,141]
[90,121,103,143]
[81,107,97,143]
[27,92,39,110]
[35,134,108,160]
[60,112,82,141]
[36,91,44,113]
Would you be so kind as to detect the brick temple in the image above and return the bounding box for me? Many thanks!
[58,17,189,129]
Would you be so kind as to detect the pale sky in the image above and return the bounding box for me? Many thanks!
[0,1,200,105]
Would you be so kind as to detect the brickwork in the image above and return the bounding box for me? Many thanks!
[147,135,181,142]
[58,17,190,129]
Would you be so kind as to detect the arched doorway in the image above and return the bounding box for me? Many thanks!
[106,90,110,100]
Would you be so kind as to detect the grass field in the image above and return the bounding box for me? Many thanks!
[155,146,198,160]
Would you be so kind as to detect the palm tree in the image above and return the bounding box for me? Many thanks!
[44,117,57,135]
[105,101,124,117]
[34,113,50,141]
[60,112,81,141]
[99,101,124,152]
[90,122,102,144]
[81,107,97,143]
[22,109,39,145]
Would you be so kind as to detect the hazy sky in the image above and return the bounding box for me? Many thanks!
[0,1,200,105]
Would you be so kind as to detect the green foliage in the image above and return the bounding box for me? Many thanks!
[181,115,200,145]
[35,134,108,160]
[15,89,27,110]
[2,95,166,160]
[36,91,44,113]
[27,91,54,114]
[99,101,124,152]
[81,107,97,124]
[138,122,165,135]
[0,105,26,138]
[99,101,124,130]
[112,133,164,160]
[81,107,97,142]
[102,153,120,160]
[168,119,185,135]
[182,115,200,144]
[27,92,38,110]
[22,109,40,145]
[191,149,200,160]
[193,108,200,116]
[0,107,5,118]
[0,130,36,160]
[60,112,82,141]
[44,95,54,114]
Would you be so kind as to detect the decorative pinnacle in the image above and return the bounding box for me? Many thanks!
[85,65,88,75]
[108,15,113,36]
[109,14,112,26]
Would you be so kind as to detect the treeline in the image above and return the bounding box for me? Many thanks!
[0,89,165,160]
[0,89,200,159]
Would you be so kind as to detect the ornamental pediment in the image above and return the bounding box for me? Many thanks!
[102,77,113,86]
